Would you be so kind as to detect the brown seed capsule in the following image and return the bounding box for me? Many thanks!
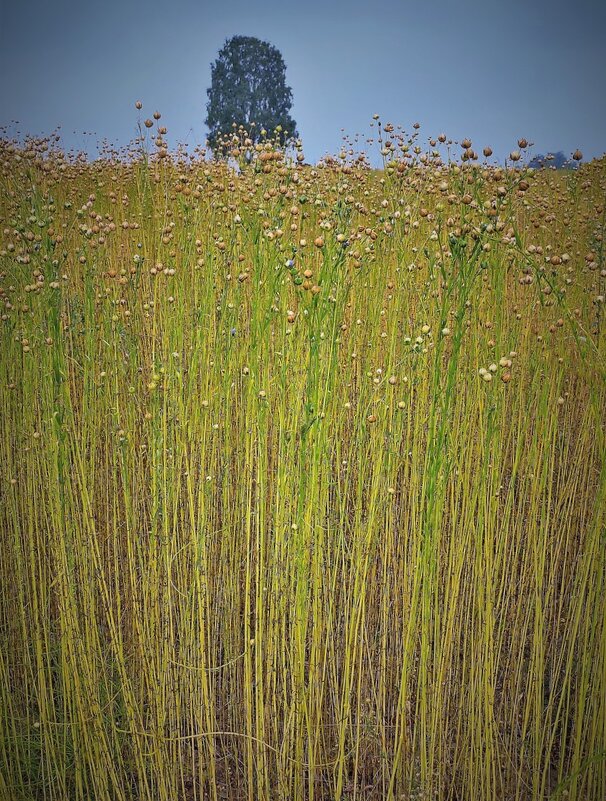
[483,146,493,157]
[367,414,377,423]
[135,101,142,110]
[314,236,324,248]
[144,119,154,128]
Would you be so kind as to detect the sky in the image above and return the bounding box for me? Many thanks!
[0,0,605,164]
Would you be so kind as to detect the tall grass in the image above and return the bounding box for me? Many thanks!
[0,130,605,800]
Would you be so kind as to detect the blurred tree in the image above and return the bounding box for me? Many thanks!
[528,151,577,169]
[205,36,297,153]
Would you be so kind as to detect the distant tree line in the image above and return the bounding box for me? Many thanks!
[528,151,579,170]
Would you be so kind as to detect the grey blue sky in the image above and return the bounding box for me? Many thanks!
[0,0,604,163]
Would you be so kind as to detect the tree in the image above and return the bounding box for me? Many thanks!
[528,151,578,170]
[205,36,297,152]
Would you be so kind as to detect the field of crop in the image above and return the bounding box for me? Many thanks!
[0,126,605,801]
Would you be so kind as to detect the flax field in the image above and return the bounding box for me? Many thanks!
[1,124,605,801]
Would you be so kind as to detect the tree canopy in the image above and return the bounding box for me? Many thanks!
[528,151,578,170]
[205,36,297,152]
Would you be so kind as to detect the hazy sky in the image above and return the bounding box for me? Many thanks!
[0,0,604,163]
